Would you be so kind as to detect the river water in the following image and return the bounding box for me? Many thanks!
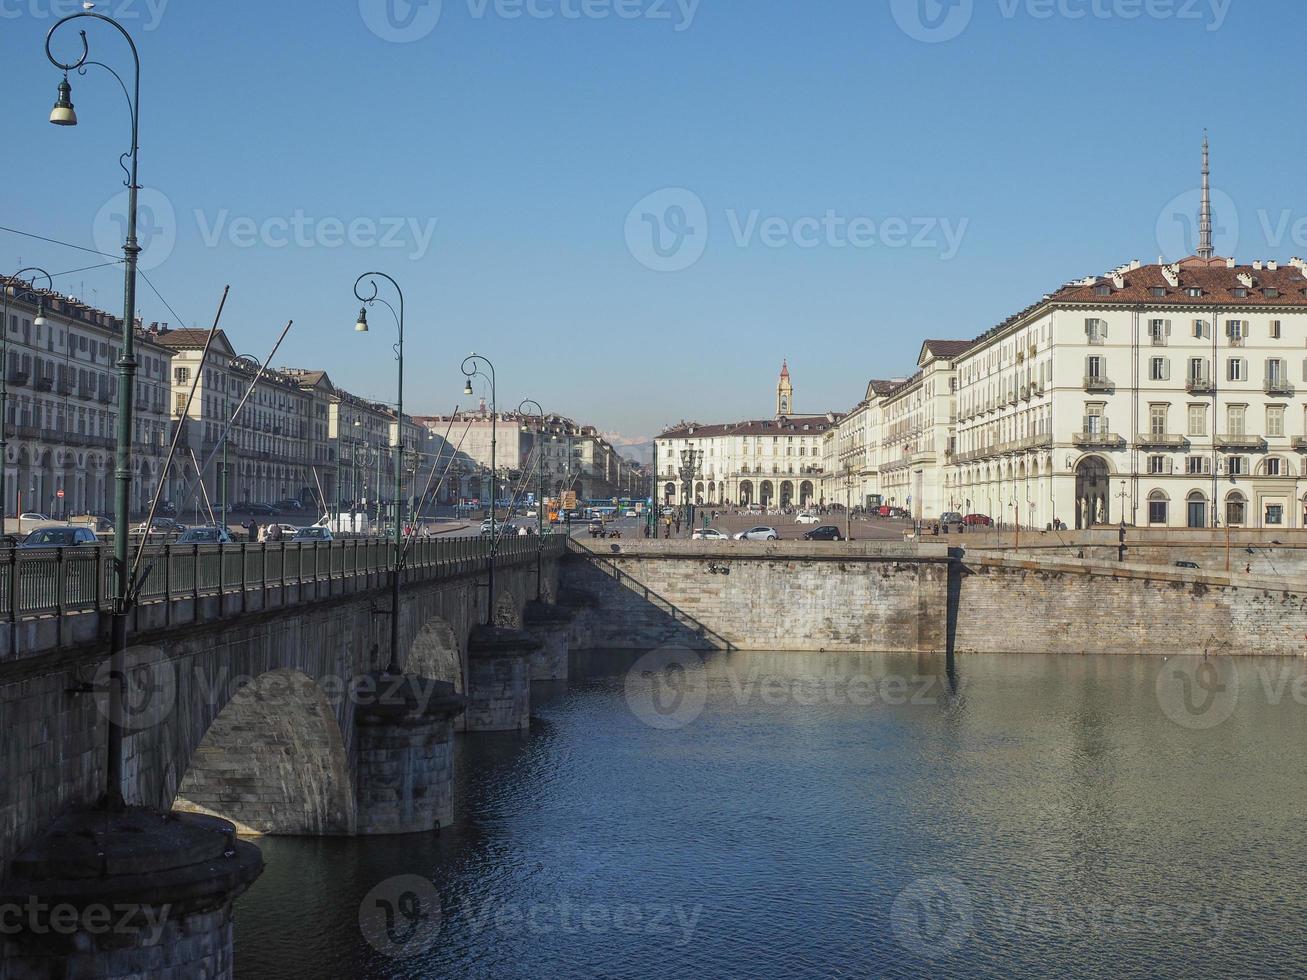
[233,650,1307,979]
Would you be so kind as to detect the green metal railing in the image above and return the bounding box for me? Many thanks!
[0,534,565,622]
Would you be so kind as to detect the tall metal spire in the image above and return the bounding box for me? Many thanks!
[1197,129,1214,259]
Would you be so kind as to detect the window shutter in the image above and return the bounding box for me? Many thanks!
[1162,359,1171,381]
[1166,458,1174,474]
[1165,319,1172,336]
[1225,321,1233,338]
[1242,357,1249,379]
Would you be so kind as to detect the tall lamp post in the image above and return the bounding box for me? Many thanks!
[679,448,702,531]
[1,269,53,519]
[462,355,496,623]
[46,10,142,809]
[519,398,546,600]
[352,273,405,673]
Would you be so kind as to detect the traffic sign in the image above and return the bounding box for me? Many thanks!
[56,489,64,499]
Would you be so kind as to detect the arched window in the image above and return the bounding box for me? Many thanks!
[1225,491,1247,527]
[1147,490,1169,526]
[1186,491,1208,529]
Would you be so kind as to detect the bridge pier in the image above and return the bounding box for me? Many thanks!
[0,808,261,980]
[523,601,574,681]
[465,626,539,732]
[353,673,466,834]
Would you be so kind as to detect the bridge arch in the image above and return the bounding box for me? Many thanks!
[407,614,464,689]
[172,668,355,836]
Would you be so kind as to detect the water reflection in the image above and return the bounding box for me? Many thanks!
[235,651,1307,979]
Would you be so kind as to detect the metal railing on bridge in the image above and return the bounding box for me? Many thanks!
[1,534,565,622]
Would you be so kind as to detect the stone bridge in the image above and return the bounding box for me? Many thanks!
[0,535,573,876]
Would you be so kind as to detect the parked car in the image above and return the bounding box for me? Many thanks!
[803,525,845,541]
[176,526,233,545]
[940,511,965,526]
[292,526,334,542]
[1175,560,1200,569]
[624,509,639,518]
[136,518,185,535]
[20,527,98,549]
[18,513,50,523]
[963,513,993,527]
[245,503,279,517]
[70,515,114,534]
[691,527,730,540]
[888,507,911,519]
[276,499,304,511]
[794,512,820,524]
[734,526,780,541]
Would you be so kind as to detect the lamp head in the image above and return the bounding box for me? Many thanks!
[33,299,47,329]
[50,76,77,127]
[354,307,369,333]
[463,379,474,396]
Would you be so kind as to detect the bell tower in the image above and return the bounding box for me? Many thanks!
[776,361,793,418]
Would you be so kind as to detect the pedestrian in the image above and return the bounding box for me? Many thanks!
[256,522,266,543]
[267,522,282,542]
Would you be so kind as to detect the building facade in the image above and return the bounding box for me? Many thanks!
[655,366,838,509]
[1,277,177,518]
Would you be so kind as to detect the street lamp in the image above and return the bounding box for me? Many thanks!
[47,9,142,809]
[1,268,53,519]
[678,447,702,530]
[352,272,405,673]
[462,354,497,624]
[519,398,546,600]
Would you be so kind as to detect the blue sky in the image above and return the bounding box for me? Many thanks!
[1,0,1301,453]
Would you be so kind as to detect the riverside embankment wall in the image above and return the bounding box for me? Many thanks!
[563,541,1307,658]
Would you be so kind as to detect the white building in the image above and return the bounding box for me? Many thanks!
[655,365,839,509]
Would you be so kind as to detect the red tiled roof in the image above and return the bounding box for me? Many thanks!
[1051,260,1307,307]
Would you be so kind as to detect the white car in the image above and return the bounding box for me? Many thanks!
[794,512,820,524]
[19,513,50,522]
[691,527,730,540]
[292,526,333,542]
[734,526,780,541]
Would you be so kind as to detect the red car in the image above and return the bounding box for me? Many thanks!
[963,513,993,527]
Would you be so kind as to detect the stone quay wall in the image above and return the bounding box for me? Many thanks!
[563,540,1307,658]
